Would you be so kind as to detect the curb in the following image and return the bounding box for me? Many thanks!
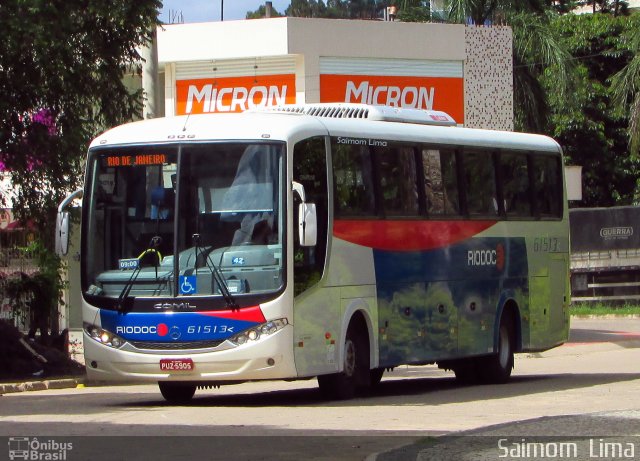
[0,378,84,395]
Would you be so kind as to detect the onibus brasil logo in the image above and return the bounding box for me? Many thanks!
[8,437,73,460]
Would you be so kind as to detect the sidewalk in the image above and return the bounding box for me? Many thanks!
[0,325,87,395]
[0,376,85,395]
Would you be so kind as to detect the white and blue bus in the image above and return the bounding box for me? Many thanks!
[71,104,569,402]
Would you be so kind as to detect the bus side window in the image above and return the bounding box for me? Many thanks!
[500,152,531,218]
[332,142,375,216]
[293,137,329,296]
[462,149,498,217]
[533,155,563,218]
[421,148,459,216]
[374,145,419,216]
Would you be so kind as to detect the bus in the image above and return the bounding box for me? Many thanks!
[67,104,570,402]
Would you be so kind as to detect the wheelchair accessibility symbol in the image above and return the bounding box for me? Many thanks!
[179,275,197,295]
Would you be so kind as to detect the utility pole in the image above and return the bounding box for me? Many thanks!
[221,0,224,21]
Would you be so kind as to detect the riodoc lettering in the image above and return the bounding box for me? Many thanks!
[116,325,157,335]
[344,80,435,109]
[185,84,288,113]
[468,249,497,266]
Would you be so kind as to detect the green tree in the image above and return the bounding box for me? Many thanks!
[0,0,160,335]
[259,0,381,19]
[578,0,629,15]
[285,0,326,17]
[545,13,640,206]
[611,15,640,159]
[246,3,284,18]
[546,0,580,14]
[441,1,572,133]
[325,0,350,17]
[445,0,547,25]
[396,1,433,22]
[511,11,573,133]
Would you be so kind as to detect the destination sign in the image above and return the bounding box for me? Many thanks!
[103,153,168,167]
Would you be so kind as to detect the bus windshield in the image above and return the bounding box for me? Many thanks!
[82,142,285,303]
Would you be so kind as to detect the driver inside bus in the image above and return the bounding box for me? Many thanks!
[222,145,279,246]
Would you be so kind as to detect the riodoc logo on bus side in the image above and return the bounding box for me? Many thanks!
[467,243,505,271]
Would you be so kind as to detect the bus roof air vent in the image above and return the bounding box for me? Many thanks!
[249,104,457,126]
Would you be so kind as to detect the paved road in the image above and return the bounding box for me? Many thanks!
[1,317,639,460]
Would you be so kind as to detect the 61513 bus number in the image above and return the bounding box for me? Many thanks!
[533,237,560,253]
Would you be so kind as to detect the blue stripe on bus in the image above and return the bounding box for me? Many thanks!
[100,310,260,342]
[373,237,528,366]
[372,237,527,282]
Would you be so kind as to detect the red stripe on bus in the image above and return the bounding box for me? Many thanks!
[333,220,497,251]
[200,305,266,323]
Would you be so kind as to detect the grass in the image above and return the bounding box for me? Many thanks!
[570,303,640,317]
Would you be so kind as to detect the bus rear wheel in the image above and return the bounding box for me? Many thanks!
[318,325,368,400]
[159,382,196,403]
[453,360,480,385]
[480,316,514,384]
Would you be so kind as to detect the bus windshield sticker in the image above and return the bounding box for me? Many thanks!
[119,258,139,270]
[179,275,197,295]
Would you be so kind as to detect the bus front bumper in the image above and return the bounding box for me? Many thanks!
[83,327,297,383]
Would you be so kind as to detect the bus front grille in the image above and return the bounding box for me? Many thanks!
[129,340,224,350]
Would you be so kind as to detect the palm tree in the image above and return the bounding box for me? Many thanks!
[443,1,572,132]
[611,22,640,156]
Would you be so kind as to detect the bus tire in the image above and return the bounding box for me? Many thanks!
[480,315,514,384]
[317,324,368,400]
[453,360,480,385]
[159,382,196,403]
[370,368,385,387]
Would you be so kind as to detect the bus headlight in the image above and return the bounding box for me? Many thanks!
[228,318,288,346]
[84,322,126,349]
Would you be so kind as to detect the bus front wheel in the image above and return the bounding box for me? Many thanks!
[370,368,384,387]
[159,382,196,403]
[318,325,368,400]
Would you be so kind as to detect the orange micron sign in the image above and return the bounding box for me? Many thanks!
[176,75,297,115]
[320,74,464,123]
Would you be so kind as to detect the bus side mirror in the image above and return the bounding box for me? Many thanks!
[55,188,83,257]
[292,181,317,247]
[298,202,317,247]
[55,211,70,256]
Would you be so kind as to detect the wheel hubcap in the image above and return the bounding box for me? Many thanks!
[344,339,356,377]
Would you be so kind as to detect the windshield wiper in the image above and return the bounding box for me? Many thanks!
[117,236,163,312]
[192,233,238,309]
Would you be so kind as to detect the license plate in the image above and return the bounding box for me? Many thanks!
[160,359,194,371]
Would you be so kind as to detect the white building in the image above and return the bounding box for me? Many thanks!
[155,17,514,130]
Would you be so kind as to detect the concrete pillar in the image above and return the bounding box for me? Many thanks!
[141,28,160,119]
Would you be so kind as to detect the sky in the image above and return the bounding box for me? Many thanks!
[160,0,292,23]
